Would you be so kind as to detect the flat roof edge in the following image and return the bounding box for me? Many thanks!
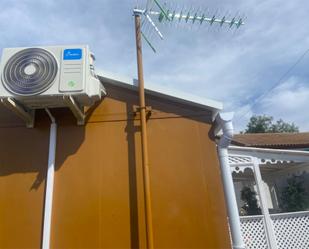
[97,70,223,112]
[229,145,309,157]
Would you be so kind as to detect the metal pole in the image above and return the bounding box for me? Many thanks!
[42,109,57,249]
[134,13,154,249]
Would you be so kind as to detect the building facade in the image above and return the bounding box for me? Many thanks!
[0,76,232,248]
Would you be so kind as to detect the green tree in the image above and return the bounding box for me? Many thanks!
[271,119,299,133]
[240,187,262,215]
[243,115,299,134]
[280,175,309,212]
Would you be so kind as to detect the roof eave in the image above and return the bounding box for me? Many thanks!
[97,70,223,114]
[229,145,309,162]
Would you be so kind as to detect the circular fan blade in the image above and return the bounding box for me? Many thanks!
[2,48,58,96]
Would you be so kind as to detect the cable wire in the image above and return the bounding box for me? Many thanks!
[236,47,309,124]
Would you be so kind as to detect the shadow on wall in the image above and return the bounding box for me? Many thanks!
[0,82,219,247]
[0,107,88,191]
[105,82,217,248]
[126,101,141,249]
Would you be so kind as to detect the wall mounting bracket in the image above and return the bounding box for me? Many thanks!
[0,97,35,128]
[0,96,88,127]
[63,95,86,125]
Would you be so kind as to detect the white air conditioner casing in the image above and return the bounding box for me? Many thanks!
[0,45,105,109]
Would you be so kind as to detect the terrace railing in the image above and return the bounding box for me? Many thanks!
[240,211,309,249]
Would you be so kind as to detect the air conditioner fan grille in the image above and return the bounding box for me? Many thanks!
[2,48,58,96]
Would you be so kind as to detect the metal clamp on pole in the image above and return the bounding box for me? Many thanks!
[134,106,153,119]
[63,95,86,125]
[0,97,35,128]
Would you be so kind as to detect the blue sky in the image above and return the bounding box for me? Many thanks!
[0,0,309,132]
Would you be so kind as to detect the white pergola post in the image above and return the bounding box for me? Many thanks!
[218,147,246,249]
[252,157,278,249]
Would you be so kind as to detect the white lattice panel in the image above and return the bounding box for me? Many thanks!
[229,155,253,165]
[271,212,309,249]
[240,216,269,249]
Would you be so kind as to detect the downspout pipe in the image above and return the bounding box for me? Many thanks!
[42,109,57,249]
[215,112,246,249]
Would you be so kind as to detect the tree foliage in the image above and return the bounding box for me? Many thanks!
[280,175,309,212]
[244,115,299,134]
[240,187,262,215]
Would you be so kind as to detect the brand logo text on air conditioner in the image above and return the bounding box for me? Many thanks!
[63,49,82,60]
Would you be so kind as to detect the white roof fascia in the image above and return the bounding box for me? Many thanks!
[97,70,223,113]
[229,145,309,162]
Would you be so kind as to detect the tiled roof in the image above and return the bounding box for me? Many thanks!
[231,133,309,149]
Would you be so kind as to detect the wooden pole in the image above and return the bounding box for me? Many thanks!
[134,13,154,249]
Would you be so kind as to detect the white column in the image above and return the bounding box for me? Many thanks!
[218,147,246,249]
[252,157,278,249]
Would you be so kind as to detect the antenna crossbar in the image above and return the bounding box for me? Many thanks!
[149,11,245,28]
[145,14,164,40]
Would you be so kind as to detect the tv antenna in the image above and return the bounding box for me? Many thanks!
[132,1,245,248]
[135,0,245,52]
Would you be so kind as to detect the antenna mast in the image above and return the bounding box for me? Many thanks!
[133,10,155,249]
[133,2,245,249]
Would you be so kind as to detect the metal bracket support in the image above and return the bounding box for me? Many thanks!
[63,95,86,125]
[0,97,35,128]
[134,106,152,119]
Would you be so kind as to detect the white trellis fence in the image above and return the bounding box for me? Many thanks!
[228,146,309,249]
[240,211,309,249]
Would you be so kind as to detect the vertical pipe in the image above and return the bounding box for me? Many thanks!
[216,113,245,249]
[134,14,154,249]
[42,110,57,249]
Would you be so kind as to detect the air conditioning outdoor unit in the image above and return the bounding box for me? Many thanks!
[0,45,106,126]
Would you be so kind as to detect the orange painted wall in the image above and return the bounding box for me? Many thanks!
[0,83,231,248]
